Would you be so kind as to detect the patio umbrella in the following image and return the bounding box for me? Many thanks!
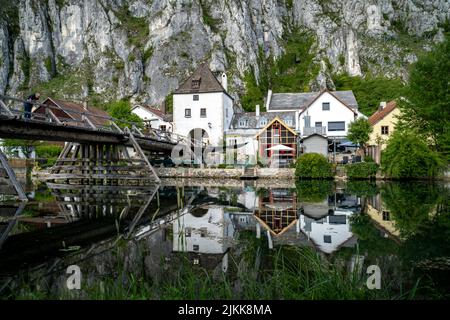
[266,144,294,151]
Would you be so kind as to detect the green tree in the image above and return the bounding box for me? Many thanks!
[107,100,143,129]
[398,35,450,161]
[347,118,373,152]
[1,139,41,158]
[381,131,444,179]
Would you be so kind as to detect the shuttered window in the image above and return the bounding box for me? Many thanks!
[328,121,345,131]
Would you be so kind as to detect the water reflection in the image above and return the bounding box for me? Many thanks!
[0,179,449,298]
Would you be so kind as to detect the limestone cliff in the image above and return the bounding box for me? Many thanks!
[0,0,448,107]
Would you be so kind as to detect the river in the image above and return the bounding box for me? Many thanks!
[0,179,449,299]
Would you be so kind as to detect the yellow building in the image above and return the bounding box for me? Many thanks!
[366,101,401,163]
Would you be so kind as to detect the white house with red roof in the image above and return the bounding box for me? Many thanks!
[131,105,173,132]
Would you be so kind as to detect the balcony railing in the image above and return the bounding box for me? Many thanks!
[303,126,327,136]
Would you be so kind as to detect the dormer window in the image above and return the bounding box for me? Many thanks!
[239,120,246,127]
[192,76,201,89]
[260,119,267,127]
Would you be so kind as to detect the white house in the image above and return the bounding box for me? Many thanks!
[266,90,360,139]
[172,206,235,254]
[131,105,173,132]
[172,63,234,147]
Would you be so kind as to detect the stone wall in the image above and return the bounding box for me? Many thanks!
[156,167,296,179]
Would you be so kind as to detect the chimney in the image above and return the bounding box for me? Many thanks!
[221,73,228,91]
[379,101,386,111]
[255,105,260,117]
[266,89,273,111]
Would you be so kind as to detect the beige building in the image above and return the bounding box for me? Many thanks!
[366,101,400,163]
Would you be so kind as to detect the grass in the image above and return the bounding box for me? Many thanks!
[3,232,421,300]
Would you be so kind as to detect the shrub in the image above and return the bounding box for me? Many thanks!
[346,162,379,180]
[295,153,334,179]
[35,144,63,158]
[382,131,444,179]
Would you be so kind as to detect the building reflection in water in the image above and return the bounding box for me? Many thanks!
[172,205,235,272]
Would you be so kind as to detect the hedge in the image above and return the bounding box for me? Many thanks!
[346,162,379,180]
[295,153,334,179]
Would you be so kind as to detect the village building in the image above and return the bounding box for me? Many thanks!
[33,97,110,127]
[172,63,234,147]
[300,133,328,157]
[225,107,298,165]
[265,89,363,140]
[132,105,173,132]
[366,101,400,164]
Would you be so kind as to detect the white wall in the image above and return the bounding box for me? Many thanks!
[132,107,173,132]
[300,209,355,254]
[173,92,233,146]
[172,207,234,254]
[298,92,356,137]
[224,129,259,164]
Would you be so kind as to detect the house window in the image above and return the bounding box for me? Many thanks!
[160,125,166,131]
[260,119,267,127]
[193,244,199,251]
[200,228,207,237]
[192,79,200,89]
[328,121,345,131]
[226,108,228,118]
[200,108,207,118]
[315,122,322,127]
[324,235,332,243]
[185,228,192,237]
[239,120,245,127]
[382,211,390,221]
[322,102,330,111]
[185,108,191,118]
[193,95,199,101]
[304,115,311,128]
[381,126,389,135]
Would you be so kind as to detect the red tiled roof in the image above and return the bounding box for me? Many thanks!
[368,101,397,125]
[38,98,110,126]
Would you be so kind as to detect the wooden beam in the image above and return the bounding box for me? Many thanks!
[0,151,28,201]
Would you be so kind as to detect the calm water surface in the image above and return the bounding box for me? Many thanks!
[0,179,449,299]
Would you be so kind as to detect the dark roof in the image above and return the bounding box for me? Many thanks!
[175,63,227,95]
[38,98,110,126]
[269,90,358,111]
[301,133,328,141]
[368,101,397,125]
[231,112,296,129]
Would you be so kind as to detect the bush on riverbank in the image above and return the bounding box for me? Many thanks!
[382,131,444,179]
[346,162,379,180]
[295,153,334,179]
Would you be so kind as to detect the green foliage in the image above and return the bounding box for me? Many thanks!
[398,35,450,161]
[333,74,405,116]
[295,153,334,179]
[344,180,379,197]
[200,0,221,33]
[1,139,40,158]
[143,46,154,62]
[35,144,63,158]
[32,72,85,100]
[114,6,149,47]
[382,131,444,179]
[346,162,379,180]
[381,182,443,238]
[241,30,319,111]
[296,180,334,202]
[107,100,143,129]
[164,92,174,113]
[347,118,373,147]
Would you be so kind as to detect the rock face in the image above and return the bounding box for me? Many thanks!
[0,0,448,107]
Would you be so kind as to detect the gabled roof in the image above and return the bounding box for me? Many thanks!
[368,101,398,125]
[231,111,296,129]
[132,105,173,122]
[301,133,328,142]
[255,116,298,138]
[38,97,110,126]
[174,63,229,96]
[298,90,357,116]
[269,90,358,111]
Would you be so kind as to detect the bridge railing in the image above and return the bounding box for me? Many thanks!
[0,95,207,148]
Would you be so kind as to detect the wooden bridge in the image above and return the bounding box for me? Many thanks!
[0,95,200,199]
